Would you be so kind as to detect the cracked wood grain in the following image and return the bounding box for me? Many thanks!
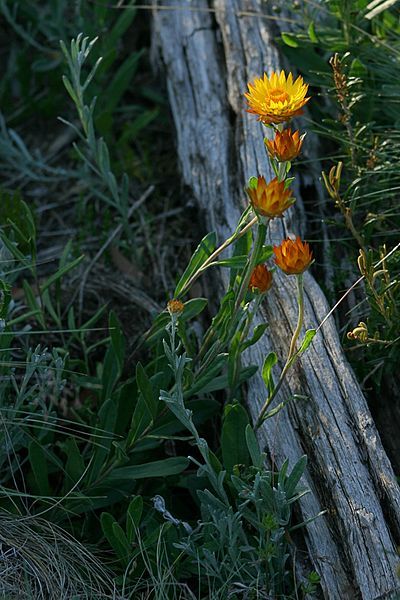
[151,1,400,597]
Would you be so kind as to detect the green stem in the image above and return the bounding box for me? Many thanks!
[288,274,304,359]
[229,294,263,399]
[241,293,263,346]
[255,273,304,429]
[277,161,287,182]
[235,221,267,311]
[179,214,257,298]
[197,217,264,358]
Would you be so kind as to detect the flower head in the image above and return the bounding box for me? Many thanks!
[265,128,304,162]
[246,176,295,218]
[273,236,313,275]
[248,264,273,293]
[167,299,184,316]
[245,71,310,125]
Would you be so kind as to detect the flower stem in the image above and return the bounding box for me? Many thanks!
[288,274,304,359]
[277,161,287,181]
[255,273,304,429]
[235,221,267,311]
[229,293,263,399]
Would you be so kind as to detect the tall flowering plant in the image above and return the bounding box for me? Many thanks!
[161,69,316,430]
[146,70,318,595]
[242,69,315,426]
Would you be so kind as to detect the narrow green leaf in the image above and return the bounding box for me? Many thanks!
[88,399,117,484]
[126,495,143,543]
[262,352,277,395]
[41,255,84,292]
[256,245,273,264]
[208,450,224,477]
[298,329,316,355]
[106,457,189,483]
[285,455,307,498]
[216,255,248,268]
[350,57,367,79]
[258,478,275,513]
[119,109,159,142]
[0,232,26,262]
[308,21,318,43]
[64,438,85,491]
[241,323,268,352]
[221,404,250,473]
[248,176,258,189]
[101,345,121,400]
[281,32,299,47]
[109,311,125,374]
[181,298,208,321]
[284,176,295,189]
[136,362,157,420]
[128,392,152,447]
[145,313,169,345]
[0,192,36,256]
[151,398,219,437]
[100,512,130,563]
[228,328,244,390]
[42,289,60,326]
[102,51,142,114]
[112,522,130,561]
[0,280,11,319]
[106,2,137,48]
[278,458,289,487]
[230,229,252,287]
[175,231,216,297]
[201,364,257,395]
[262,399,289,420]
[113,380,138,441]
[186,354,227,396]
[62,75,78,104]
[245,424,263,469]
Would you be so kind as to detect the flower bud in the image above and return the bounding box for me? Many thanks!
[167,299,184,316]
[347,322,368,343]
[246,176,295,219]
[265,128,304,162]
[248,264,273,293]
[273,236,313,275]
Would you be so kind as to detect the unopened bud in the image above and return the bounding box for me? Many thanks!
[347,321,368,343]
[357,249,367,276]
[322,162,343,202]
[167,299,184,316]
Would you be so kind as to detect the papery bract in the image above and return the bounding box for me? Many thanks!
[265,128,304,162]
[273,236,313,275]
[246,176,295,218]
[249,264,273,293]
[245,71,310,125]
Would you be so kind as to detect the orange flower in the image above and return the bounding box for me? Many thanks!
[246,176,295,218]
[273,236,313,275]
[248,264,273,293]
[245,71,310,125]
[265,128,304,162]
[167,299,184,315]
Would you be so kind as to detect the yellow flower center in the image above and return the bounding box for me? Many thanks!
[269,88,289,103]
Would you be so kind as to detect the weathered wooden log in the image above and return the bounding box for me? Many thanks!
[151,2,400,598]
